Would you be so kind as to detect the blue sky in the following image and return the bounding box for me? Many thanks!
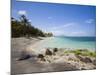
[12,0,96,36]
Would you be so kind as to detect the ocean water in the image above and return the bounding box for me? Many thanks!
[39,36,96,50]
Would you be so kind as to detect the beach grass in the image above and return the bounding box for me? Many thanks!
[64,49,96,57]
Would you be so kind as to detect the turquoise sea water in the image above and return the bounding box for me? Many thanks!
[40,36,96,50]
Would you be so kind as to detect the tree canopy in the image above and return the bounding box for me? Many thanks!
[11,15,53,37]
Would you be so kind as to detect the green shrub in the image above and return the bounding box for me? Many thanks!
[64,49,96,57]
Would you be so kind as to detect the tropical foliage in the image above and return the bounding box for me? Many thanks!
[11,15,53,37]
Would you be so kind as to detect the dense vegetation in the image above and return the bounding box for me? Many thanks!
[64,49,96,57]
[11,15,53,37]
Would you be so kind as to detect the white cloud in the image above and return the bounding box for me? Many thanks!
[71,31,86,35]
[85,19,94,24]
[50,30,63,36]
[68,31,86,36]
[47,17,52,19]
[51,30,87,36]
[46,23,77,36]
[51,23,76,30]
[18,10,27,15]
[29,19,31,22]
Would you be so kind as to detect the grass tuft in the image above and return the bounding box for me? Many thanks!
[64,49,96,57]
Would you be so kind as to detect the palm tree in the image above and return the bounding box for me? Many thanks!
[20,15,31,37]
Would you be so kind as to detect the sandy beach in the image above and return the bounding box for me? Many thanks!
[11,37,96,75]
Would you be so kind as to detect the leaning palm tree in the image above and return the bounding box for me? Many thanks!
[20,15,30,25]
[20,15,31,38]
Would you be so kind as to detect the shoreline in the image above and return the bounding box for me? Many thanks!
[11,37,96,75]
[27,36,95,55]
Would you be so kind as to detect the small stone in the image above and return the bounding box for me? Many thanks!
[84,57,92,63]
[53,48,58,53]
[45,48,52,55]
[76,55,92,63]
[38,54,44,58]
[37,54,46,61]
[92,59,96,65]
